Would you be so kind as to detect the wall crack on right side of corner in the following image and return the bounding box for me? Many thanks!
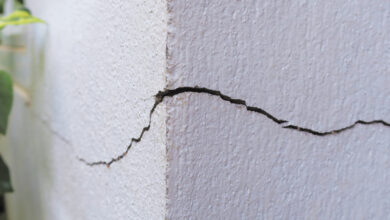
[78,86,390,167]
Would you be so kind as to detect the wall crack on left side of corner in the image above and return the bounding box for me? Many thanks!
[30,111,72,146]
[77,86,390,167]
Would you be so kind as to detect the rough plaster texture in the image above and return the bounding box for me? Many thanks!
[2,0,167,219]
[166,0,390,219]
[1,0,389,219]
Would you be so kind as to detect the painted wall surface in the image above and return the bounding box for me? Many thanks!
[166,0,390,219]
[2,0,167,219]
[0,0,389,219]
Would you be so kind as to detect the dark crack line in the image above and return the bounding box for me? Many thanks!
[78,86,390,167]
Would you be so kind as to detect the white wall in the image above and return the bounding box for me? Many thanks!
[1,0,389,219]
[166,0,390,219]
[3,0,167,219]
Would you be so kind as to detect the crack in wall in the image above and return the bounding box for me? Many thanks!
[31,111,72,146]
[79,86,390,167]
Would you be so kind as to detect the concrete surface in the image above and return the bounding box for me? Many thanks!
[2,0,167,219]
[166,0,390,219]
[0,0,389,219]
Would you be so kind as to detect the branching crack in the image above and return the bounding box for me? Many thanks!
[78,86,390,167]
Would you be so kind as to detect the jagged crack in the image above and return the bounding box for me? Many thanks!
[79,86,390,167]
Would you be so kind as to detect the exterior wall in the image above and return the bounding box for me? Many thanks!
[2,0,167,219]
[0,0,389,219]
[166,0,390,219]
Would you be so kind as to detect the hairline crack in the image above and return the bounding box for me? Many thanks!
[78,86,390,167]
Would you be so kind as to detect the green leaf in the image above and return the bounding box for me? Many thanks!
[0,71,13,135]
[0,9,44,30]
[0,155,12,194]
[0,0,4,14]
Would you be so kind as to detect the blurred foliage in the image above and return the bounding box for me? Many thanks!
[0,0,25,14]
[0,5,44,195]
[0,71,12,135]
[0,9,43,29]
[0,156,12,194]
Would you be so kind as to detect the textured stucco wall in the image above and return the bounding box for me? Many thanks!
[166,0,390,219]
[1,0,389,219]
[2,0,167,219]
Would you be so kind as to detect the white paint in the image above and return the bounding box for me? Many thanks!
[167,0,390,219]
[2,0,167,219]
[1,0,389,219]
